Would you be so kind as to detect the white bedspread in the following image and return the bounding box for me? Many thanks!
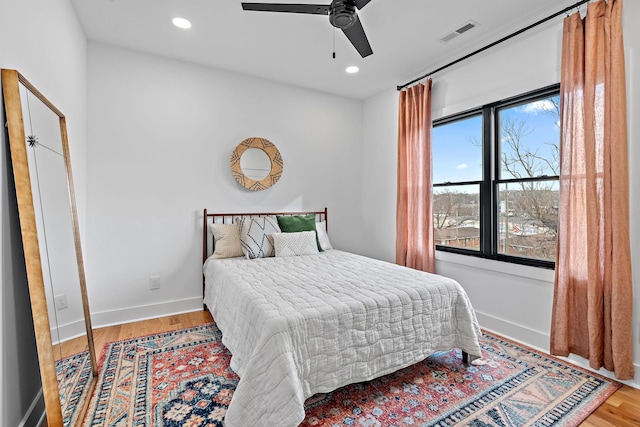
[203,250,482,427]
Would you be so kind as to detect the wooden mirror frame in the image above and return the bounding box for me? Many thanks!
[2,69,97,426]
[231,137,283,191]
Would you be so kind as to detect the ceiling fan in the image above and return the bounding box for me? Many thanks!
[241,0,374,58]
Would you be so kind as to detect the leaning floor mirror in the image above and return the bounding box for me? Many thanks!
[2,69,97,426]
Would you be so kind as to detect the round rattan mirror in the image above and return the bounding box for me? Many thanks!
[231,137,283,191]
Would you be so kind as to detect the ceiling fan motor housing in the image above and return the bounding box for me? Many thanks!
[329,0,357,29]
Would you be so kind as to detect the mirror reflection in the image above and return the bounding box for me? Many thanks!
[2,69,97,427]
[240,147,271,180]
[20,83,93,426]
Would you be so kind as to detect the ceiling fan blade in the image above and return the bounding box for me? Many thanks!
[342,16,373,57]
[241,3,330,15]
[353,0,371,10]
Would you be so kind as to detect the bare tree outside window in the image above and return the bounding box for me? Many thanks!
[433,187,480,249]
[498,96,560,261]
[432,86,560,267]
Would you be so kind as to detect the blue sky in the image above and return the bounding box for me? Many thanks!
[432,96,560,185]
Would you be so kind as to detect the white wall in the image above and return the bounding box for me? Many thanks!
[362,5,640,387]
[2,3,637,426]
[85,43,364,326]
[361,89,398,262]
[0,0,88,425]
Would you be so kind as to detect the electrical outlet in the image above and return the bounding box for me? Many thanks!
[149,276,161,290]
[54,294,68,310]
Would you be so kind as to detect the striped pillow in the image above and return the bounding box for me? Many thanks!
[238,216,281,259]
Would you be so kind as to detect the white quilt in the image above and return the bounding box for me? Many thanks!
[203,250,482,427]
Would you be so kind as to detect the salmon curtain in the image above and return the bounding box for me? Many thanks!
[396,81,435,272]
[551,0,633,379]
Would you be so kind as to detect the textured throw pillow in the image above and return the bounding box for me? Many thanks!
[238,216,281,259]
[315,221,333,251]
[209,223,244,259]
[276,214,322,252]
[272,231,319,257]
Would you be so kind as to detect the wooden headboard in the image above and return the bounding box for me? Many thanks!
[202,208,328,303]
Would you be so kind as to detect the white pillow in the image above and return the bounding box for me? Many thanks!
[209,223,244,259]
[272,231,319,257]
[315,221,333,250]
[238,216,281,259]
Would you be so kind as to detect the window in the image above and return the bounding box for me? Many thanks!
[432,85,560,268]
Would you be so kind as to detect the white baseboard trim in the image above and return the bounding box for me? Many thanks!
[18,388,45,427]
[91,297,204,329]
[476,310,640,390]
[475,310,551,352]
[51,319,89,346]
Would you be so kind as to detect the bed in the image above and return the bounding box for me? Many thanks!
[202,208,483,427]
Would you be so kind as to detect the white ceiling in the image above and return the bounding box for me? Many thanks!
[71,0,578,100]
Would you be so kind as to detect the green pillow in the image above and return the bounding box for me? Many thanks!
[276,214,323,252]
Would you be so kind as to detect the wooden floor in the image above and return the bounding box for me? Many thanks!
[73,312,640,426]
[581,383,640,427]
[90,310,214,352]
[51,310,215,359]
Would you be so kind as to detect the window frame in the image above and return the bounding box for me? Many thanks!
[432,84,560,269]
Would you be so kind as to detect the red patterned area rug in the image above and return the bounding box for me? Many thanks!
[56,350,93,427]
[82,323,620,427]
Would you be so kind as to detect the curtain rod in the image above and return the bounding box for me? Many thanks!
[397,0,591,91]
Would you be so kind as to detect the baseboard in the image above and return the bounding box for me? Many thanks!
[475,310,551,352]
[51,318,89,345]
[18,388,45,427]
[90,296,204,329]
[476,310,640,390]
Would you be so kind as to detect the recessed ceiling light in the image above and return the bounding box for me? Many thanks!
[346,66,359,74]
[172,17,192,29]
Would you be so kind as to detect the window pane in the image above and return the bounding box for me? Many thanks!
[498,95,560,180]
[433,185,480,251]
[497,180,559,261]
[432,115,483,183]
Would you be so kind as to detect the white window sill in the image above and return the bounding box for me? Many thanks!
[435,250,555,283]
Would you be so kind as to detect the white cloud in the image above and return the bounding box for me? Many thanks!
[455,163,468,169]
[521,100,556,114]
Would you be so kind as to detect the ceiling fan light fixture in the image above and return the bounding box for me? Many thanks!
[346,66,360,74]
[329,0,357,29]
[172,17,192,29]
[240,0,373,58]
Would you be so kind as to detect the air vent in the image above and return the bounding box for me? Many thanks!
[439,20,479,43]
[440,32,460,43]
[456,22,476,34]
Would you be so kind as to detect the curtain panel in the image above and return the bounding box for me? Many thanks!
[551,0,633,380]
[396,81,435,273]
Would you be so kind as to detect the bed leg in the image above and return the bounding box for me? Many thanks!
[462,350,469,364]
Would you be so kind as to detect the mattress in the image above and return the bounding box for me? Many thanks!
[203,250,482,427]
